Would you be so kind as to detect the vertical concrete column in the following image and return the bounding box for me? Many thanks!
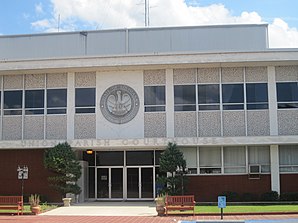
[166,69,174,138]
[67,72,75,140]
[270,145,280,194]
[267,66,278,136]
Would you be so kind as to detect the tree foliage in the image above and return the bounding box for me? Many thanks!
[44,142,82,197]
[158,142,187,195]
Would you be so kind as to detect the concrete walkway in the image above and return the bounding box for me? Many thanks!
[40,201,157,216]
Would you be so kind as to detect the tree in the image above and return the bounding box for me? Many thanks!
[158,142,187,195]
[44,142,82,198]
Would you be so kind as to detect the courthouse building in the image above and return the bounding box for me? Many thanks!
[0,24,297,202]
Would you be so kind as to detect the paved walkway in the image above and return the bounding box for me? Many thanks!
[0,202,297,223]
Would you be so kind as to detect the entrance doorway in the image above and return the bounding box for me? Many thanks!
[127,167,154,199]
[97,167,123,199]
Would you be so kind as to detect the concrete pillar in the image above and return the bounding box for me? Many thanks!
[67,72,75,140]
[267,66,278,136]
[166,69,174,138]
[270,145,280,194]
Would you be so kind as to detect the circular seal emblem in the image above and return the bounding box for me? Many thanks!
[100,84,140,124]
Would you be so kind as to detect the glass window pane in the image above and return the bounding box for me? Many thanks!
[224,146,246,167]
[246,83,268,103]
[277,82,298,102]
[96,151,124,166]
[47,89,67,108]
[75,88,95,107]
[155,150,163,165]
[4,91,22,109]
[25,109,44,115]
[247,103,268,110]
[76,108,95,113]
[199,147,221,167]
[248,146,270,165]
[179,147,197,168]
[145,106,165,112]
[278,103,298,109]
[174,85,196,105]
[144,86,165,105]
[222,84,244,103]
[174,105,196,111]
[126,151,154,165]
[279,145,298,166]
[199,105,220,110]
[223,104,244,110]
[198,84,219,104]
[25,90,44,108]
[47,109,66,114]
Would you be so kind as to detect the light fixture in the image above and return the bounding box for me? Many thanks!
[86,149,93,155]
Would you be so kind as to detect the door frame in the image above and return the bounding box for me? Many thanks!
[96,166,124,200]
[126,166,155,200]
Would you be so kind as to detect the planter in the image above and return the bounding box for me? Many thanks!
[62,198,72,207]
[156,204,165,216]
[31,206,41,215]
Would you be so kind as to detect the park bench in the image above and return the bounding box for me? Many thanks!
[0,196,23,215]
[165,195,195,216]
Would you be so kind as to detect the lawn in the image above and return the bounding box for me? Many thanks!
[195,205,298,214]
[0,203,58,214]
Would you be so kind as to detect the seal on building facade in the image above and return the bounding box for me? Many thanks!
[100,84,140,124]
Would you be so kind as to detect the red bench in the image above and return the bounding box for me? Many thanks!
[0,196,23,215]
[165,195,196,216]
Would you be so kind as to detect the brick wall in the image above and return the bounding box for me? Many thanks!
[0,149,61,202]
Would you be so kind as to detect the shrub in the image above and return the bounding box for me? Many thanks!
[280,192,298,201]
[220,191,240,202]
[260,191,279,201]
[242,193,258,202]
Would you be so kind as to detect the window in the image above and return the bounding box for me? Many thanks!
[126,151,154,165]
[144,86,165,112]
[179,147,197,174]
[222,84,244,110]
[174,85,196,111]
[199,147,221,174]
[224,146,246,173]
[276,82,298,109]
[246,83,268,110]
[25,90,45,115]
[279,145,298,172]
[47,89,67,114]
[75,88,95,113]
[96,151,124,166]
[4,90,22,115]
[248,146,270,173]
[198,84,220,110]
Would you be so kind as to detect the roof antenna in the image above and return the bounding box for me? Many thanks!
[145,0,149,27]
[58,14,60,32]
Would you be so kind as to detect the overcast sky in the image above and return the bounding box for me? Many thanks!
[1,0,298,48]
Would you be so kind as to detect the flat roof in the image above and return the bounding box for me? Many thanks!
[0,24,269,60]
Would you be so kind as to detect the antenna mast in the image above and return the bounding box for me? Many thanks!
[145,0,149,27]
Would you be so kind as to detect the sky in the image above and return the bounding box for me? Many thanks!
[1,0,298,48]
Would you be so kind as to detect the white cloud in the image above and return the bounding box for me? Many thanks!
[31,0,298,48]
[269,18,298,48]
[35,2,44,15]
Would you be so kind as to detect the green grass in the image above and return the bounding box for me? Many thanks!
[0,203,58,214]
[196,205,298,214]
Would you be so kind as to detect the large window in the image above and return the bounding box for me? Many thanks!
[248,146,270,173]
[222,84,244,110]
[4,90,22,115]
[75,88,95,113]
[279,145,298,172]
[47,89,67,114]
[246,83,268,110]
[174,85,196,111]
[144,86,165,112]
[199,147,221,174]
[276,82,298,109]
[224,146,246,173]
[179,147,197,174]
[198,84,220,110]
[25,90,45,115]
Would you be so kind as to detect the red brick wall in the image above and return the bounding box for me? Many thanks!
[280,174,298,193]
[187,174,271,202]
[0,149,61,202]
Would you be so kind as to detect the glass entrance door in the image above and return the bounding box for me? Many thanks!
[127,167,154,199]
[97,167,123,199]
